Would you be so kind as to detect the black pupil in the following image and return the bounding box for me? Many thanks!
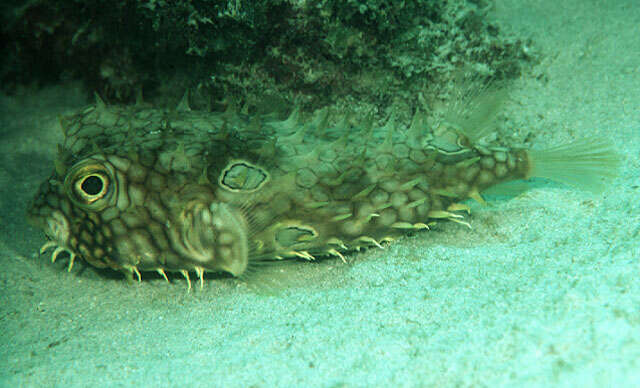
[81,175,104,196]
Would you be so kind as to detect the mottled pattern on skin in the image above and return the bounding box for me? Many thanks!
[27,89,618,289]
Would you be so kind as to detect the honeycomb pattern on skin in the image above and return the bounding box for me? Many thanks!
[30,90,614,289]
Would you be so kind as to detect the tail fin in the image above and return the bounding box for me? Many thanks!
[526,137,620,193]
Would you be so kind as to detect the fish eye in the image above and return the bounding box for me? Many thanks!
[76,173,108,201]
[64,159,116,210]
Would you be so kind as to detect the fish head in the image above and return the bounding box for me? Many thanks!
[28,152,251,278]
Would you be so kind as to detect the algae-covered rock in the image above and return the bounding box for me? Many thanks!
[2,0,536,115]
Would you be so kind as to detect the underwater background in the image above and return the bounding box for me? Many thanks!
[1,0,639,386]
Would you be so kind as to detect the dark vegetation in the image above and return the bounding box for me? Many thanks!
[2,0,536,116]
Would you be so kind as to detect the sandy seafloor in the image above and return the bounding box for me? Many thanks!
[1,0,639,386]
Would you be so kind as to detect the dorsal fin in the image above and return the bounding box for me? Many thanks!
[443,80,508,145]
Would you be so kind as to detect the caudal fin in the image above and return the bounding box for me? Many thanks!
[526,137,620,193]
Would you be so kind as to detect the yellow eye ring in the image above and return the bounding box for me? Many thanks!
[64,159,116,210]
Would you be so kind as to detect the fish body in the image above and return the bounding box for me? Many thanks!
[28,91,617,286]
